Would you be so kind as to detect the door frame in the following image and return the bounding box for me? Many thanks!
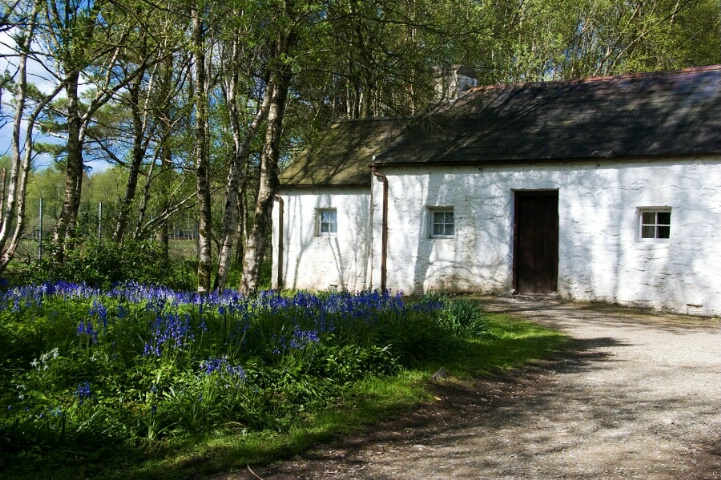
[512,190,559,294]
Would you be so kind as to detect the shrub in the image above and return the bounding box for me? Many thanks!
[441,298,487,336]
[11,238,196,290]
[416,295,487,337]
[0,285,445,463]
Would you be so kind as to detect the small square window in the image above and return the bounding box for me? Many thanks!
[639,209,671,239]
[430,208,454,237]
[317,209,337,236]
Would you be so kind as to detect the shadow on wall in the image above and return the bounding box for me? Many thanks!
[557,159,720,315]
[391,157,720,313]
[284,190,371,291]
[624,161,719,314]
[404,171,512,295]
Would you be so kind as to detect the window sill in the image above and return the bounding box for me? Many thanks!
[635,239,671,246]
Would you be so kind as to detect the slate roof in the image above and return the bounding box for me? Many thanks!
[374,65,721,166]
[278,118,406,187]
[279,66,721,187]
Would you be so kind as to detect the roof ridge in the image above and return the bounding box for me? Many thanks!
[329,117,409,125]
[466,64,721,94]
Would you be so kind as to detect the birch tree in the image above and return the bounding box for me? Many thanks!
[37,0,160,258]
[0,0,64,271]
[213,4,272,291]
[190,1,213,292]
[239,0,300,294]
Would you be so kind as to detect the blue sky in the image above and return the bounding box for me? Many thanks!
[0,31,109,173]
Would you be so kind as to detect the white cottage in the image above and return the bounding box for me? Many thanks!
[273,65,721,316]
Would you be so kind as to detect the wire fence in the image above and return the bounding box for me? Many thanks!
[13,200,201,261]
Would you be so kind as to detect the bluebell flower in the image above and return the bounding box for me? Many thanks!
[143,311,194,356]
[89,299,109,329]
[75,381,92,405]
[289,326,320,349]
[77,321,98,343]
[200,356,246,381]
[143,342,160,357]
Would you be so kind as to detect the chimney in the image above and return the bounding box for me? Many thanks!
[434,65,478,102]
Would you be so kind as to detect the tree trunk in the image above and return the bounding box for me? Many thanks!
[53,71,84,259]
[113,73,145,242]
[155,53,175,257]
[154,144,172,258]
[234,196,246,265]
[0,0,47,271]
[192,3,212,293]
[214,59,273,291]
[0,17,30,254]
[240,48,295,294]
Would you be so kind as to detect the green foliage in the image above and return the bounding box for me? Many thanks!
[437,296,488,337]
[0,287,436,465]
[12,238,196,291]
[0,286,568,479]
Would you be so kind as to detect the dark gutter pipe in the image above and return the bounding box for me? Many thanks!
[370,167,388,291]
[274,195,284,289]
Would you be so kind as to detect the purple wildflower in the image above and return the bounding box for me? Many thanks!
[289,326,320,349]
[200,356,246,381]
[143,312,194,356]
[75,381,92,405]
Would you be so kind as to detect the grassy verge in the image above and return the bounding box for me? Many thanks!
[0,289,568,480]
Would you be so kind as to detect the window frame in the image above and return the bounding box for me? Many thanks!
[429,207,455,239]
[316,208,337,236]
[638,207,671,241]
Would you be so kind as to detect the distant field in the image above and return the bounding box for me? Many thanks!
[168,239,199,259]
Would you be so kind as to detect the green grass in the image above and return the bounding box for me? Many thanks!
[3,308,568,480]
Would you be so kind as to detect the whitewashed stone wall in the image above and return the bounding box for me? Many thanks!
[369,157,721,316]
[272,188,372,291]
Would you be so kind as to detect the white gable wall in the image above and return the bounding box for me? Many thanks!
[368,157,721,315]
[272,188,372,291]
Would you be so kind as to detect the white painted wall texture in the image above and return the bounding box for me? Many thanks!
[275,157,721,316]
[272,188,372,291]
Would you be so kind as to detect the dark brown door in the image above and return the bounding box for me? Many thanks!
[514,191,558,294]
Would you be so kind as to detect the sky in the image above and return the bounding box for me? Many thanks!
[0,30,110,174]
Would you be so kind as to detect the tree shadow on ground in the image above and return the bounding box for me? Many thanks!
[476,295,720,334]
[241,335,624,479]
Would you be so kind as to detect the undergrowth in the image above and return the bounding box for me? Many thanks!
[0,285,568,479]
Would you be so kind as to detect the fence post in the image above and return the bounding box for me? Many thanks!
[38,197,43,260]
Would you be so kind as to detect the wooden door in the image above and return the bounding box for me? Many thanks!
[514,191,558,294]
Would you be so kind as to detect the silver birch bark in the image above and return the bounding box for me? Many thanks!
[0,0,62,271]
[214,53,273,291]
[192,3,212,293]
[240,31,296,294]
[52,71,83,256]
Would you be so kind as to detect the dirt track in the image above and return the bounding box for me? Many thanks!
[221,297,721,479]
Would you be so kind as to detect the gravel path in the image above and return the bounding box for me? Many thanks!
[222,297,721,480]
